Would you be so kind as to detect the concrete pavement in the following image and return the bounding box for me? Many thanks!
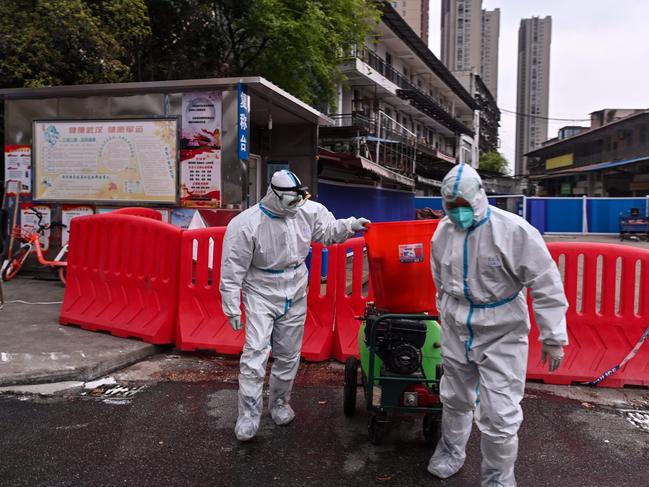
[0,277,158,387]
[0,377,647,487]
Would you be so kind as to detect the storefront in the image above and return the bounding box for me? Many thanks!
[1,77,328,253]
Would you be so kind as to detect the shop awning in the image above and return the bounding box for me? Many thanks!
[531,155,649,179]
[357,156,415,187]
[415,175,442,188]
[317,148,414,188]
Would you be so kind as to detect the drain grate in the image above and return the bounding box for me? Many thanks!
[621,409,649,433]
[82,384,146,398]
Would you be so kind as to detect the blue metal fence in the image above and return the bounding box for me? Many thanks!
[414,195,649,235]
[587,198,646,233]
[318,180,415,222]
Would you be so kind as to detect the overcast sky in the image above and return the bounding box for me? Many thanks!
[428,0,649,168]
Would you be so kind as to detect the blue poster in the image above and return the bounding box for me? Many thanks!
[237,83,250,161]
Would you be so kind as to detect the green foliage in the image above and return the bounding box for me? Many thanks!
[0,0,379,107]
[0,0,150,87]
[249,0,380,108]
[141,0,380,108]
[479,151,510,175]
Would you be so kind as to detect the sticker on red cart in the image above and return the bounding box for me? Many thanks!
[398,243,424,263]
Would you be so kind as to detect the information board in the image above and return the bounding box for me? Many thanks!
[33,118,178,203]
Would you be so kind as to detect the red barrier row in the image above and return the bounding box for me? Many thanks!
[60,214,181,344]
[60,212,649,386]
[528,242,649,387]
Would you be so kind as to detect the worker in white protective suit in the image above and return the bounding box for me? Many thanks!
[220,169,370,442]
[428,163,568,486]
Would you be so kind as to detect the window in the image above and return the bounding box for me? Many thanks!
[639,125,647,144]
[385,52,392,66]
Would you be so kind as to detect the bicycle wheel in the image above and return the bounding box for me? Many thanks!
[2,247,30,281]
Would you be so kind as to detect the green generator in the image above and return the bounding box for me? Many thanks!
[343,303,444,446]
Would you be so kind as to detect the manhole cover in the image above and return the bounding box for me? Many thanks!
[82,384,146,398]
[621,409,649,433]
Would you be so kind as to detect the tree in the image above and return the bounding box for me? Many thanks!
[479,151,510,175]
[141,0,380,108]
[0,0,380,109]
[0,0,150,88]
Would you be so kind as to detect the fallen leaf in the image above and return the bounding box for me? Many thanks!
[318,400,328,405]
[581,402,594,408]
[377,474,393,481]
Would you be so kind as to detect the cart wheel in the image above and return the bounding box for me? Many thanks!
[423,413,442,448]
[368,413,386,445]
[343,357,358,417]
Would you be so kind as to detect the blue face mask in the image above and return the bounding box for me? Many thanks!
[448,206,474,230]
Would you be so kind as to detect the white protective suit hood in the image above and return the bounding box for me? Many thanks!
[440,164,489,225]
[261,169,309,218]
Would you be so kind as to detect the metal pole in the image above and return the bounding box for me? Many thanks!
[375,111,381,164]
[582,195,588,234]
[522,195,528,222]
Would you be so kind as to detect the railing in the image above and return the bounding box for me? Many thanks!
[324,113,457,166]
[349,47,454,115]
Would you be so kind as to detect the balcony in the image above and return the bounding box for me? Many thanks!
[345,48,474,136]
[320,112,457,177]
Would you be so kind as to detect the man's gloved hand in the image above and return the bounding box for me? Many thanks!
[228,316,244,332]
[541,342,564,372]
[352,217,371,232]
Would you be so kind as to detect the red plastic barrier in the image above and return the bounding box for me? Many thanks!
[527,242,649,387]
[112,207,163,221]
[302,243,338,361]
[176,227,245,354]
[60,214,181,344]
[176,228,337,361]
[332,237,373,362]
[365,220,439,313]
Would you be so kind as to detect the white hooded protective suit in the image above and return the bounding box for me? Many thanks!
[220,174,362,441]
[428,164,568,486]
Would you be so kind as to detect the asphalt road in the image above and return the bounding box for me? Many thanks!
[1,381,647,487]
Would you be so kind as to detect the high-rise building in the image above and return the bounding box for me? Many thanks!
[441,0,499,101]
[441,0,482,73]
[515,16,552,175]
[480,8,500,100]
[391,1,430,46]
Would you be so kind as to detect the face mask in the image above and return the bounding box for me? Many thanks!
[448,206,474,230]
[278,192,304,210]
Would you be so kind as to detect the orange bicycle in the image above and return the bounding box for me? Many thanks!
[1,207,68,284]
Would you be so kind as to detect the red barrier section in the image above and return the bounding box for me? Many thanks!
[112,207,163,221]
[176,227,246,354]
[332,237,373,362]
[177,229,337,361]
[302,243,338,361]
[60,214,181,344]
[527,242,649,387]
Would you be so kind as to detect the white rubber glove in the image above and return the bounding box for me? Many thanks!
[351,217,371,232]
[228,316,244,332]
[541,343,564,372]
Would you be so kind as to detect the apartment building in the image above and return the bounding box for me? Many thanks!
[317,3,478,220]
